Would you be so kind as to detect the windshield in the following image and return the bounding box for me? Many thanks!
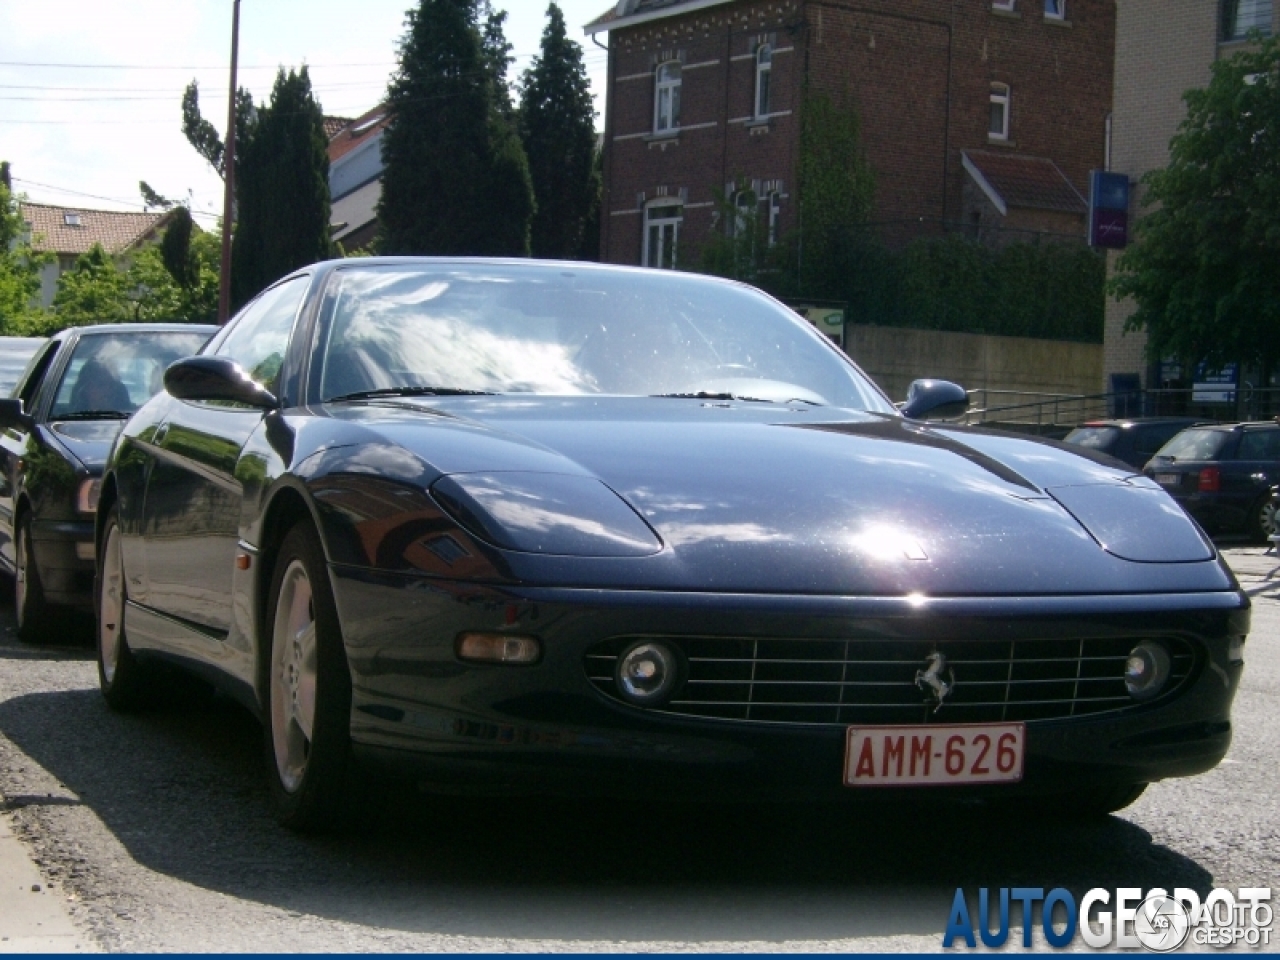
[50,330,212,419]
[1153,429,1228,461]
[316,264,893,411]
[1063,426,1119,451]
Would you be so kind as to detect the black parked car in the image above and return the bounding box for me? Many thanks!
[97,259,1245,831]
[0,323,216,640]
[1143,421,1280,541]
[1063,417,1201,471]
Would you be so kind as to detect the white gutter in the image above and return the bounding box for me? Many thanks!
[961,150,1007,217]
[585,0,736,36]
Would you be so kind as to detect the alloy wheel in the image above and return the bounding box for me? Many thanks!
[99,525,125,685]
[271,560,318,794]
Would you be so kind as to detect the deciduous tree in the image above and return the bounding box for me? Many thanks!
[1110,34,1280,376]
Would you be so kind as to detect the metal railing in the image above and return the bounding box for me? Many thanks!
[960,387,1280,436]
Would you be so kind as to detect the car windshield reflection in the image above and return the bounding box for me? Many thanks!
[50,331,212,420]
[317,264,891,412]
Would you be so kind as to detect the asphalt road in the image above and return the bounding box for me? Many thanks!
[0,550,1277,952]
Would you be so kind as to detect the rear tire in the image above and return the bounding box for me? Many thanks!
[263,520,353,832]
[1252,494,1278,544]
[96,506,153,710]
[15,514,53,643]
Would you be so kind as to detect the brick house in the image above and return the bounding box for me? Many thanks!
[1103,0,1277,393]
[16,202,177,309]
[585,0,1116,268]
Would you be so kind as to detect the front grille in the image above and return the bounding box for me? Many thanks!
[585,636,1195,726]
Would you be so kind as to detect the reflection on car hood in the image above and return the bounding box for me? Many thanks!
[324,397,1228,595]
[50,418,125,472]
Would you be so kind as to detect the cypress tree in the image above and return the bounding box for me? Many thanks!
[231,66,331,309]
[518,3,599,260]
[377,0,533,256]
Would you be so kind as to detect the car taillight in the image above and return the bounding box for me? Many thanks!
[1198,467,1221,492]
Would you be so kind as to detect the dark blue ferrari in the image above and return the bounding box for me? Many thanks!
[95,259,1247,831]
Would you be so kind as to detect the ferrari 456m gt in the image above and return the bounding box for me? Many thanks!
[95,259,1246,830]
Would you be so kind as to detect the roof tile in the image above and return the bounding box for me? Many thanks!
[963,150,1087,214]
[19,202,172,257]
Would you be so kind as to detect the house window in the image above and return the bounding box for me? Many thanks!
[643,201,683,268]
[755,45,772,118]
[654,62,682,133]
[1044,0,1065,18]
[1221,0,1273,39]
[766,192,782,247]
[63,212,81,227]
[989,83,1011,140]
[992,0,1015,10]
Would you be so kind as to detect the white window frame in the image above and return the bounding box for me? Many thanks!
[643,200,683,269]
[730,189,755,238]
[992,0,1016,9]
[989,83,1011,141]
[754,45,772,119]
[1221,0,1273,40]
[766,192,782,247]
[654,61,682,133]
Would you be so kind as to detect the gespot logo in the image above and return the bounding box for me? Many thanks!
[943,886,1273,951]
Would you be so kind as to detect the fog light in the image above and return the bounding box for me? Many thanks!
[456,633,540,664]
[616,641,681,705]
[1125,641,1172,700]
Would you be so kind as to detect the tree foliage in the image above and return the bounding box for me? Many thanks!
[231,66,331,308]
[518,3,599,259]
[0,175,51,333]
[378,0,534,256]
[1110,33,1280,374]
[181,80,257,181]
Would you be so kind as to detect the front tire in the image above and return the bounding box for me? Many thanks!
[264,521,353,832]
[15,514,53,643]
[96,506,152,710]
[1252,494,1279,544]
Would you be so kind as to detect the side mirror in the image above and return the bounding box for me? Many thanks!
[164,356,278,410]
[901,379,969,421]
[0,397,33,430]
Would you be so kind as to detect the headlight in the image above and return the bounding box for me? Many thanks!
[76,478,102,515]
[1125,641,1172,700]
[616,641,682,706]
[431,472,662,557]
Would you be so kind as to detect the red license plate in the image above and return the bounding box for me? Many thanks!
[844,723,1025,787]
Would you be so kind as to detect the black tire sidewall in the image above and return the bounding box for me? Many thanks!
[15,515,50,642]
[262,521,352,831]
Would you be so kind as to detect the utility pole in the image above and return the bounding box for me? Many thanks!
[217,0,241,324]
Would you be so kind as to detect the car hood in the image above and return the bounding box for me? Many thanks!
[49,419,124,472]
[321,397,1228,595]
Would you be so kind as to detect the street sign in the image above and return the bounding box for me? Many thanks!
[1089,171,1130,249]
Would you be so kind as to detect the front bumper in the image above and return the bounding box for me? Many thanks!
[331,565,1247,801]
[31,517,95,608]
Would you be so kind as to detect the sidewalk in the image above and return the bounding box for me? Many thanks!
[0,807,95,953]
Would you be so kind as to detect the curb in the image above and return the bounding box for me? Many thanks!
[0,808,95,953]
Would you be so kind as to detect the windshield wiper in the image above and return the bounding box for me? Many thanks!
[651,391,823,406]
[652,391,774,403]
[53,410,132,421]
[327,386,496,403]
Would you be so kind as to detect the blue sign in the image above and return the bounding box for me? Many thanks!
[1089,171,1130,248]
[1193,362,1238,403]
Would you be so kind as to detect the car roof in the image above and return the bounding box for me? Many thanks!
[51,322,219,344]
[1078,417,1201,429]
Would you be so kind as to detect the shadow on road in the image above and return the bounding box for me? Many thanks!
[0,677,1216,944]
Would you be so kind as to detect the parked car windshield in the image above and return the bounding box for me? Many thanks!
[1154,429,1229,461]
[317,264,893,411]
[50,330,213,418]
[1064,426,1119,450]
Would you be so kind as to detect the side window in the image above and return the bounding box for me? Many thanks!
[1235,431,1280,460]
[1134,425,1181,458]
[215,277,309,391]
[18,342,61,410]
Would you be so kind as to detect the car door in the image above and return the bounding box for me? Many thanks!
[141,277,309,634]
[0,340,62,572]
[1229,428,1280,527]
